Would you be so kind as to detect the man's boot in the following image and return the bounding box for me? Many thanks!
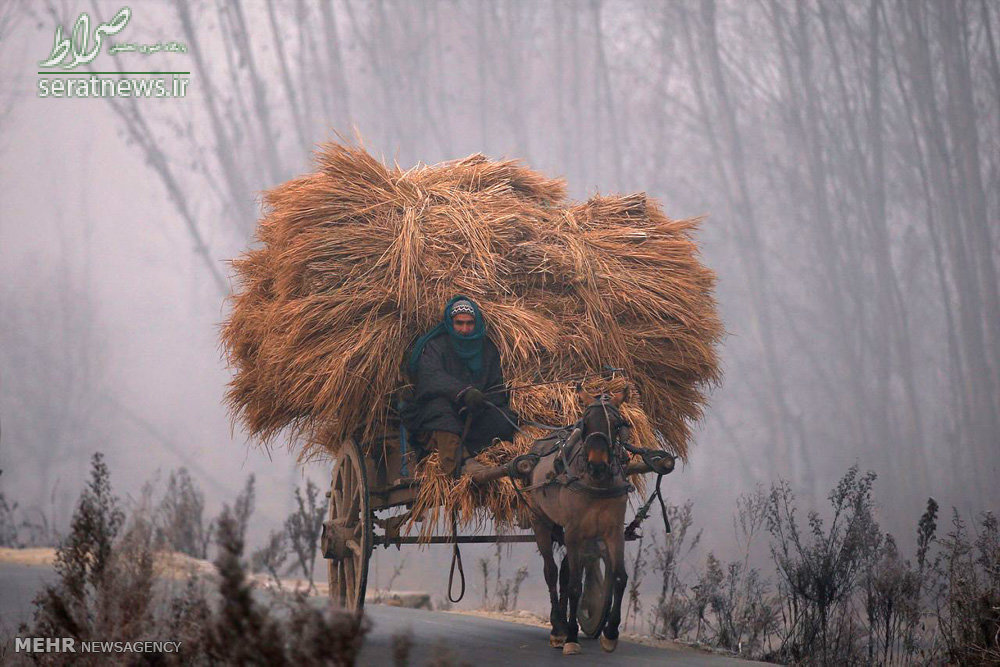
[429,431,463,476]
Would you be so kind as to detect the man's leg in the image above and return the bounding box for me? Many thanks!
[428,430,463,476]
[468,406,518,450]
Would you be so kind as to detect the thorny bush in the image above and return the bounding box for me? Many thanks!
[932,506,1000,664]
[5,453,368,666]
[641,466,998,664]
[3,455,996,664]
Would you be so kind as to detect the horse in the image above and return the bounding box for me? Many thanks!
[524,385,632,655]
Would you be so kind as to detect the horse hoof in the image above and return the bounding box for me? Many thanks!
[562,642,581,655]
[549,635,567,648]
[600,636,618,653]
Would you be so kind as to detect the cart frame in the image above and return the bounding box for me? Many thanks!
[320,430,627,638]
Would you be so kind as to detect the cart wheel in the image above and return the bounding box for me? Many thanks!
[323,438,372,611]
[576,539,613,638]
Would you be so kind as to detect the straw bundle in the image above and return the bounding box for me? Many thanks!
[222,142,722,491]
[407,421,652,539]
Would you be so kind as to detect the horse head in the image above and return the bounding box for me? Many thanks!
[575,384,630,484]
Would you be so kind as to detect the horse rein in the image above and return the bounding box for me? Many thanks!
[478,395,672,538]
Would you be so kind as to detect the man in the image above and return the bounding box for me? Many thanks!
[401,296,518,476]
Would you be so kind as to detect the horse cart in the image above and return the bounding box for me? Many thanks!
[222,144,719,650]
[320,419,675,639]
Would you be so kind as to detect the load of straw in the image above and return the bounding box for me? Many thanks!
[222,142,722,529]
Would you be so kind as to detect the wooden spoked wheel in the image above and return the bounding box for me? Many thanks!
[324,439,372,611]
[577,539,614,638]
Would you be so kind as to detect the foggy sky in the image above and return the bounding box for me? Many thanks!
[1,0,997,619]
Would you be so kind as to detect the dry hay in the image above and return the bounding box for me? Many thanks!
[406,426,651,539]
[221,141,722,526]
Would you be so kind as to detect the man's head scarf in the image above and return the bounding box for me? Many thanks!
[408,295,487,377]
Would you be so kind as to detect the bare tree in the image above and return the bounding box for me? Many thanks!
[61,0,999,511]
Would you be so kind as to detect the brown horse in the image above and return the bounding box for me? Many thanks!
[525,386,632,655]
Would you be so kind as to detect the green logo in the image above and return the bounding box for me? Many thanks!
[39,7,131,70]
[36,6,190,99]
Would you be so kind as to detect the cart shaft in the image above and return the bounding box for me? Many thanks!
[376,533,538,547]
[375,531,641,547]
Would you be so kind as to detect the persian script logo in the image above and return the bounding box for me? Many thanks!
[39,7,132,70]
[37,7,191,99]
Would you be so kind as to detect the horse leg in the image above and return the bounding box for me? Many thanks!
[534,522,566,647]
[558,553,569,626]
[562,537,583,655]
[600,532,628,652]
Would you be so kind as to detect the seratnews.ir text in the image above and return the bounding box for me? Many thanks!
[38,74,190,99]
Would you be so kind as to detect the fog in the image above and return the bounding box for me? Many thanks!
[1,0,997,613]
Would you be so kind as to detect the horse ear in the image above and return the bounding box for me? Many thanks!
[611,384,630,408]
[576,384,592,405]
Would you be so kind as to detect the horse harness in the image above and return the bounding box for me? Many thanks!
[448,397,672,603]
[503,398,636,527]
[525,399,673,530]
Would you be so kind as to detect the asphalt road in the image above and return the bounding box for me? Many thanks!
[358,604,767,666]
[1,560,764,665]
[0,562,58,629]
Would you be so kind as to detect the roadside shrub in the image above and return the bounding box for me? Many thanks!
[649,499,700,639]
[494,566,529,612]
[862,534,921,664]
[11,454,368,665]
[932,509,1000,664]
[7,453,995,664]
[0,491,20,547]
[475,544,530,612]
[284,479,327,591]
[623,530,650,632]
[250,528,289,587]
[23,453,154,665]
[249,478,329,593]
[764,466,882,663]
[155,468,214,559]
[0,476,61,548]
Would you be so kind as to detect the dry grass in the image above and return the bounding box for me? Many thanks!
[222,143,721,464]
[405,427,650,539]
[222,144,722,532]
[221,143,721,531]
[407,443,527,540]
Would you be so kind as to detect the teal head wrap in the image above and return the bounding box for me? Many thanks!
[407,295,487,377]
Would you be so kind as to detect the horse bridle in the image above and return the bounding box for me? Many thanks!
[581,396,630,466]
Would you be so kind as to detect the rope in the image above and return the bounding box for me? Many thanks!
[447,416,473,603]
[447,508,466,603]
[624,473,671,540]
[482,399,569,435]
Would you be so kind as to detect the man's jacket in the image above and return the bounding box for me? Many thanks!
[400,331,517,451]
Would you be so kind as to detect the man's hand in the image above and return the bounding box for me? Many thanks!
[459,387,486,412]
